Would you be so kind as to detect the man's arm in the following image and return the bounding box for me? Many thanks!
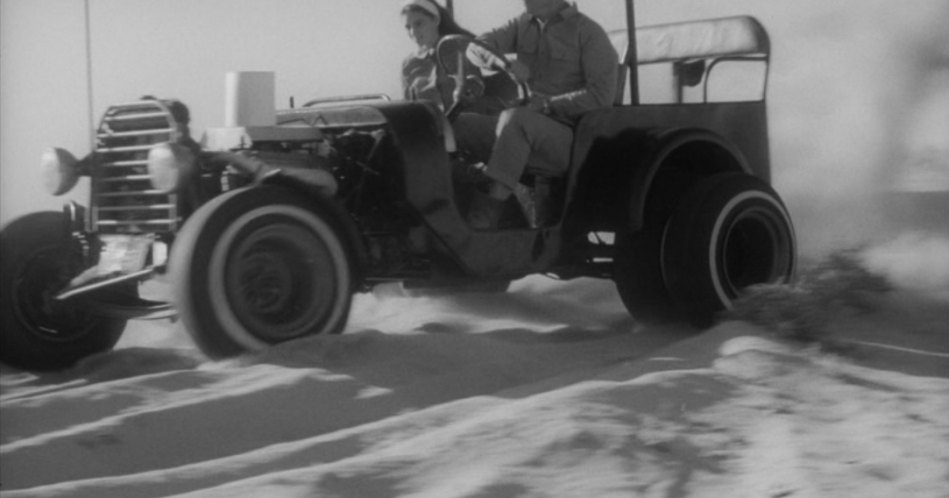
[473,17,532,82]
[548,20,618,119]
[477,17,520,54]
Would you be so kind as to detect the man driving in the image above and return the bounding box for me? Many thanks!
[457,0,618,229]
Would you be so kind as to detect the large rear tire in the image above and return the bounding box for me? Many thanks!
[662,173,797,324]
[612,167,688,325]
[0,212,128,371]
[169,186,354,359]
[613,227,679,324]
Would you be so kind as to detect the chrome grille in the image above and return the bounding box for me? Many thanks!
[91,101,181,234]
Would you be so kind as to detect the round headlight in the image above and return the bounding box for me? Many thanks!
[147,142,196,193]
[41,147,80,196]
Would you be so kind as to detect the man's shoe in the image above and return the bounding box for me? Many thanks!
[532,177,561,227]
[466,190,506,230]
[512,183,538,228]
[453,161,491,186]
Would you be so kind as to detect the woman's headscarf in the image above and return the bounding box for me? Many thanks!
[401,0,441,23]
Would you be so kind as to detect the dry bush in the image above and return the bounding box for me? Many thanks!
[725,250,892,343]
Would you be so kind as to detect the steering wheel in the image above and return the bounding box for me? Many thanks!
[435,35,530,119]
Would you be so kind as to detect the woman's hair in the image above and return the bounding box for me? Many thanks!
[402,0,474,38]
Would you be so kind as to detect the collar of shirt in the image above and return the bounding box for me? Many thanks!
[530,2,578,27]
[412,46,436,59]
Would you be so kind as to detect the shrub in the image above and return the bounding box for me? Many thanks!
[725,249,892,343]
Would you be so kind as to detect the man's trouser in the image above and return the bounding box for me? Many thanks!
[453,107,573,190]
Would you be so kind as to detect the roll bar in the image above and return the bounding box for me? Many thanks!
[450,1,771,104]
[625,0,640,104]
[612,14,771,104]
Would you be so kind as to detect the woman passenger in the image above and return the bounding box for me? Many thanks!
[400,0,503,203]
[400,0,480,111]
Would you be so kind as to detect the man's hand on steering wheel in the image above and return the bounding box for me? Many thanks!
[436,35,530,120]
[525,91,552,114]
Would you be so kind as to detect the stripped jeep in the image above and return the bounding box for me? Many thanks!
[0,2,796,370]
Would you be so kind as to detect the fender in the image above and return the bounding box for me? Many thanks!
[259,175,369,284]
[566,125,751,233]
[63,200,88,235]
[626,127,751,231]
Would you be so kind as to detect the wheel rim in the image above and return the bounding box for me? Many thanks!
[716,202,794,299]
[208,204,351,350]
[224,222,337,342]
[12,247,98,341]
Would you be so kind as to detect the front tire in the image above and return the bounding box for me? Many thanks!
[169,186,355,359]
[662,173,797,323]
[0,212,128,370]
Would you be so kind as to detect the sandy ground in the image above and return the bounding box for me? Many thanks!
[2,0,947,495]
[2,232,948,497]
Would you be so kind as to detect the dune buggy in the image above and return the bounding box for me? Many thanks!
[1,1,795,370]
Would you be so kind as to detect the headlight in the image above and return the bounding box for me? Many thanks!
[147,142,196,193]
[41,147,80,196]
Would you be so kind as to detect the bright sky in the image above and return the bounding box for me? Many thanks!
[2,0,947,241]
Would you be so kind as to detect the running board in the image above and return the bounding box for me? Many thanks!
[92,296,176,320]
[55,268,157,301]
[54,269,176,320]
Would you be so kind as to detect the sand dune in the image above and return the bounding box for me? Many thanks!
[2,233,947,497]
